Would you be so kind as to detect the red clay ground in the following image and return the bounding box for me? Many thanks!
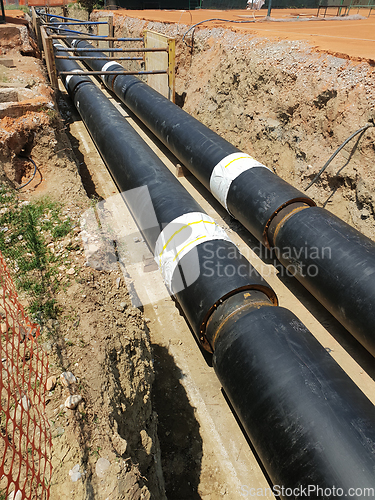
[2,9,29,23]
[5,7,375,62]
[112,8,375,62]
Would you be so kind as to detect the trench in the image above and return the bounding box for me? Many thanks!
[50,11,375,496]
[100,11,375,243]
[2,8,375,500]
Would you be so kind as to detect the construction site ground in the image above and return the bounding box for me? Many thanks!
[0,6,375,500]
[112,7,375,61]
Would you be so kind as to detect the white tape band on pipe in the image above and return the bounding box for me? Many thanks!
[154,212,231,291]
[65,69,84,87]
[209,152,271,211]
[101,61,123,82]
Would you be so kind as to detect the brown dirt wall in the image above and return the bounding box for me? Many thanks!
[99,11,375,241]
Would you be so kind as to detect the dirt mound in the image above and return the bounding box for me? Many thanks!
[104,13,375,242]
[0,22,39,56]
[46,264,164,499]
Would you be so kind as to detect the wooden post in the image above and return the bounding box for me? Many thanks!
[168,38,175,103]
[36,17,43,52]
[31,7,43,52]
[98,16,113,52]
[47,36,58,91]
[41,27,58,90]
[144,30,175,102]
[108,16,114,57]
[31,7,37,33]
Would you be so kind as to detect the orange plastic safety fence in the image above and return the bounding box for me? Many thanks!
[0,251,52,500]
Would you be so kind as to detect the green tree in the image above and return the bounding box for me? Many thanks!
[77,0,104,18]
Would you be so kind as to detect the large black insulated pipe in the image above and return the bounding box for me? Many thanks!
[53,43,276,351]
[268,206,375,357]
[71,39,375,358]
[208,297,375,499]
[54,43,375,498]
[53,41,277,348]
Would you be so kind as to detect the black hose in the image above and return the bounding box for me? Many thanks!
[305,122,374,191]
[16,156,37,190]
[182,18,256,48]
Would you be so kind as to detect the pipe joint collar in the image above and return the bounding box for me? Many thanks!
[206,289,275,351]
[266,201,313,249]
[154,212,231,292]
[101,61,123,85]
[210,152,271,212]
[64,68,85,90]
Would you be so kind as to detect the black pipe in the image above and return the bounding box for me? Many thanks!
[54,43,375,498]
[54,41,276,350]
[210,296,375,498]
[269,206,375,356]
[71,39,375,357]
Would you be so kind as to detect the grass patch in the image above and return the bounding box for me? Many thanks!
[0,183,73,324]
[5,4,29,12]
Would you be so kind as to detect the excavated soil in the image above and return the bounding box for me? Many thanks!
[97,9,375,241]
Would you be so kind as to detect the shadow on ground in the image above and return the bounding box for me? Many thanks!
[152,343,203,500]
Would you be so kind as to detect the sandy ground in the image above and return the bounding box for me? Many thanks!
[110,8,375,62]
[5,6,375,61]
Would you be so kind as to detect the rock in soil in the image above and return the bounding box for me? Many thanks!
[65,395,82,410]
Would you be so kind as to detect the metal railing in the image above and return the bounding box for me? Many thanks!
[32,8,175,100]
